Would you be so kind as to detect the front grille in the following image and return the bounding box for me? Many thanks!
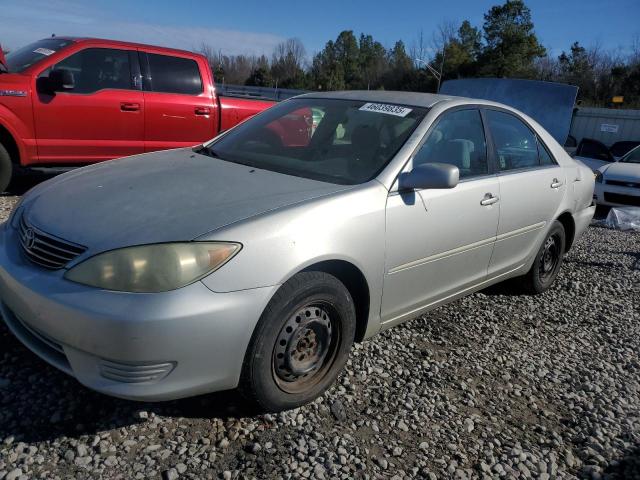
[604,192,640,206]
[19,215,87,269]
[606,179,640,189]
[99,359,176,383]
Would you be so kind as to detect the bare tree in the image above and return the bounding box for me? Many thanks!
[271,38,306,87]
[409,30,428,67]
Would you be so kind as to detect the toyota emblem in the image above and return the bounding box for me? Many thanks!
[24,228,36,249]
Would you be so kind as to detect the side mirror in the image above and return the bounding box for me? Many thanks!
[399,162,459,191]
[47,69,75,93]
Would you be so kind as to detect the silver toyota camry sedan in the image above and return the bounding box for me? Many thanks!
[0,91,595,412]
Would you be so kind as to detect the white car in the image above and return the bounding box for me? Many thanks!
[594,146,640,207]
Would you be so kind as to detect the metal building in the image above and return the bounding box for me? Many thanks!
[570,107,640,146]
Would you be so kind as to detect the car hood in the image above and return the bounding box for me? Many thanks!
[600,161,640,181]
[22,148,351,253]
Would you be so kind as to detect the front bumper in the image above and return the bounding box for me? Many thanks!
[594,182,640,207]
[0,223,278,401]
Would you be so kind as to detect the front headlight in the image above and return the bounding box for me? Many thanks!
[594,171,603,183]
[64,242,241,292]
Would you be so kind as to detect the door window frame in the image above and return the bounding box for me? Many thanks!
[393,105,496,191]
[480,106,559,176]
[37,47,142,95]
[138,51,204,96]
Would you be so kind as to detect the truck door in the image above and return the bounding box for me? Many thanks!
[140,52,217,152]
[33,47,145,163]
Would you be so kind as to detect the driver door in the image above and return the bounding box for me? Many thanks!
[33,47,144,164]
[381,108,500,326]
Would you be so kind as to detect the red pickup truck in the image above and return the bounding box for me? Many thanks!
[0,37,277,191]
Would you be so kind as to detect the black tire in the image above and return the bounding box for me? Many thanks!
[0,143,13,194]
[240,271,356,412]
[517,220,566,294]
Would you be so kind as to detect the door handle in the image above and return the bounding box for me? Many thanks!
[551,178,563,188]
[195,107,211,116]
[480,193,499,206]
[120,102,140,112]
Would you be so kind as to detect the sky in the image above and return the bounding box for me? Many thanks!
[1,0,638,60]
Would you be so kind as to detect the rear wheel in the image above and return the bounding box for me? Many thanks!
[240,271,356,412]
[0,143,13,193]
[517,220,566,294]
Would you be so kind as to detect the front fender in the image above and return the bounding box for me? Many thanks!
[199,182,389,335]
[0,103,33,165]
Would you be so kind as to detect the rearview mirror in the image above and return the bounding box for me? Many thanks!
[399,162,459,191]
[47,69,75,93]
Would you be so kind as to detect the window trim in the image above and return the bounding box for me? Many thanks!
[481,106,559,176]
[37,47,140,96]
[396,104,495,187]
[141,51,204,96]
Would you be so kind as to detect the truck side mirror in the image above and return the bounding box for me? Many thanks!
[42,69,75,94]
[398,162,459,191]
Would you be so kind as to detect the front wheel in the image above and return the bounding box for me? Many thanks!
[517,220,566,294]
[0,143,13,193]
[240,271,356,412]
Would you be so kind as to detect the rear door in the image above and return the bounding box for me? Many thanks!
[484,108,566,276]
[141,51,217,152]
[33,47,144,163]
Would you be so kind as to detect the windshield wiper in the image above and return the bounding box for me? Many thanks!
[193,144,224,160]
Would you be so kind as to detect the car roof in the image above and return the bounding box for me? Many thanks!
[296,90,461,108]
[45,37,201,58]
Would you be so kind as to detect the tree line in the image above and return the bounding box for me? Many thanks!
[200,0,639,107]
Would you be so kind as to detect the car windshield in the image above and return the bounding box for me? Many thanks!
[622,146,640,164]
[205,98,427,185]
[4,38,74,73]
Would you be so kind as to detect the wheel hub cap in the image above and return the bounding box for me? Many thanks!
[540,235,559,278]
[274,306,332,382]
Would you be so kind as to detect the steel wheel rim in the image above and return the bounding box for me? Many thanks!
[539,233,561,282]
[272,302,340,394]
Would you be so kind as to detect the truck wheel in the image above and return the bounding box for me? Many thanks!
[517,220,566,294]
[0,143,13,193]
[240,271,356,412]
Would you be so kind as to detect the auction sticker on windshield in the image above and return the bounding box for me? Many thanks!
[33,48,55,56]
[359,103,413,117]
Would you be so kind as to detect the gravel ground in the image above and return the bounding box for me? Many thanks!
[0,192,638,480]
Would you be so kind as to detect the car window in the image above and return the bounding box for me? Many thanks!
[485,110,538,171]
[538,140,556,166]
[413,109,488,179]
[622,146,640,164]
[48,48,131,94]
[265,107,315,147]
[576,138,613,162]
[147,53,202,95]
[207,98,427,185]
[610,141,640,158]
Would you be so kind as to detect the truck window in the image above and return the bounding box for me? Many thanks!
[5,38,74,73]
[147,54,203,95]
[47,48,132,94]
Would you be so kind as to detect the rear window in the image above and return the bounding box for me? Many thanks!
[147,53,202,95]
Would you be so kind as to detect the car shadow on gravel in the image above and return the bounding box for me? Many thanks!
[0,322,258,444]
[595,443,640,479]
